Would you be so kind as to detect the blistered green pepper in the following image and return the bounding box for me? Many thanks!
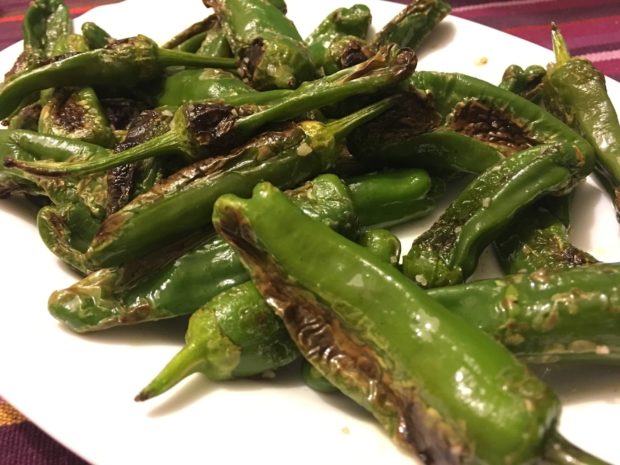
[402,142,594,288]
[499,64,546,104]
[81,21,112,49]
[212,181,606,465]
[0,35,238,119]
[205,0,316,89]
[543,23,620,222]
[371,0,451,51]
[305,4,373,75]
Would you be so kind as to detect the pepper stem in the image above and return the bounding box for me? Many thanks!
[326,95,398,141]
[135,342,207,402]
[544,431,611,465]
[551,22,572,65]
[5,130,184,176]
[157,48,237,69]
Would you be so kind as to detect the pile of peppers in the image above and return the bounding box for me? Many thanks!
[2,0,620,464]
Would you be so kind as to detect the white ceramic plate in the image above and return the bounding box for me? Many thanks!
[1,1,619,464]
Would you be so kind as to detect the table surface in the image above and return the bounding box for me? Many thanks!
[1,1,619,464]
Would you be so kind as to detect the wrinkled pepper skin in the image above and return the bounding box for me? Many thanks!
[0,35,237,119]
[372,0,451,51]
[212,182,567,465]
[428,263,620,364]
[37,33,116,148]
[305,4,373,75]
[348,71,594,175]
[402,143,594,288]
[205,0,316,89]
[493,200,598,275]
[543,24,620,222]
[47,168,428,332]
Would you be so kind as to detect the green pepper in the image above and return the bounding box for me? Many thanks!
[205,0,316,89]
[348,71,594,175]
[499,64,546,104]
[37,33,116,148]
[493,198,598,274]
[48,168,432,332]
[543,23,620,222]
[5,0,72,80]
[346,168,439,228]
[402,142,594,288]
[212,181,607,465]
[80,22,112,49]
[8,45,416,176]
[357,227,401,267]
[371,0,451,51]
[305,4,373,75]
[161,16,221,51]
[0,35,238,119]
[154,68,258,107]
[428,262,620,364]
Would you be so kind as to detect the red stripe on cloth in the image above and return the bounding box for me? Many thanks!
[505,16,620,52]
[0,5,98,24]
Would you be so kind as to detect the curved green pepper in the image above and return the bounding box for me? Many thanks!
[0,35,237,119]
[349,71,594,174]
[212,181,606,465]
[543,23,620,222]
[81,21,112,49]
[8,45,415,176]
[402,142,594,288]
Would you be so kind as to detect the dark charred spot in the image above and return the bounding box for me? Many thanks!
[48,89,87,133]
[348,91,440,156]
[449,100,538,155]
[106,109,173,214]
[185,102,246,156]
[101,98,148,131]
[338,41,372,69]
[214,204,470,465]
[238,39,265,82]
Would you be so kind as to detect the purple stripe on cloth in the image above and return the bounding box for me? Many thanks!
[0,422,89,465]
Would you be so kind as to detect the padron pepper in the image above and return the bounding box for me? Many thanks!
[493,197,598,275]
[428,262,620,364]
[348,71,594,176]
[499,64,547,105]
[305,4,373,76]
[371,0,451,51]
[212,181,607,465]
[0,35,237,119]
[204,0,316,89]
[402,142,594,288]
[543,23,620,222]
[7,44,416,177]
[135,224,401,402]
[48,168,433,332]
[80,21,112,49]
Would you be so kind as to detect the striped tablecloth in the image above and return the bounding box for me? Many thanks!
[1,1,619,464]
